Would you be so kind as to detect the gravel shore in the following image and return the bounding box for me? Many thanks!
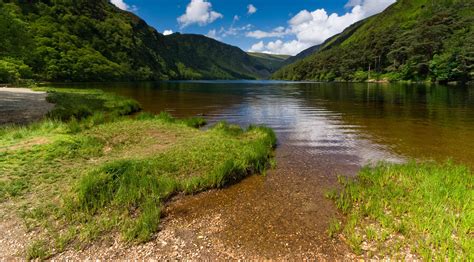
[0,88,53,125]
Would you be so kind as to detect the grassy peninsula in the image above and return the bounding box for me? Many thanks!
[0,88,276,259]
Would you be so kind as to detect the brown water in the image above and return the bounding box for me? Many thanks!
[54,81,474,258]
[61,81,474,168]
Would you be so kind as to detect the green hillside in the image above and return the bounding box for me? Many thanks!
[247,52,290,73]
[0,0,270,83]
[282,19,367,66]
[282,45,321,67]
[273,0,474,83]
[165,35,271,79]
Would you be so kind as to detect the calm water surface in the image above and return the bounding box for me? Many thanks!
[60,81,474,168]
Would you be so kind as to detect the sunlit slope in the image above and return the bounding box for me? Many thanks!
[273,0,474,83]
[247,52,290,73]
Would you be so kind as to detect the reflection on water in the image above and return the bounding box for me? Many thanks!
[53,81,474,168]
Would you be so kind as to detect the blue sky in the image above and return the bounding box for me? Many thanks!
[111,0,395,55]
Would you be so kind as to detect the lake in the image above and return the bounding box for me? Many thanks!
[57,81,474,169]
[48,81,474,257]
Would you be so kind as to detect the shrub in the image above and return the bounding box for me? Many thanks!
[0,58,32,83]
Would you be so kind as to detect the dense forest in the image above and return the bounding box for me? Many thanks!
[0,0,271,83]
[274,0,474,83]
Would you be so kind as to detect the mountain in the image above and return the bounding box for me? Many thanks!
[247,52,290,73]
[273,0,474,83]
[0,0,271,83]
[282,45,321,67]
[164,34,270,79]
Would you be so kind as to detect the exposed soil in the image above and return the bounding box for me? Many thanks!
[0,88,54,125]
[0,206,36,260]
[1,137,50,152]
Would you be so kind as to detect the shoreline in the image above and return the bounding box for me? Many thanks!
[13,79,472,88]
[0,87,54,126]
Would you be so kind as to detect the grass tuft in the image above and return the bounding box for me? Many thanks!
[136,111,207,128]
[333,161,474,259]
[26,240,50,260]
[327,219,342,238]
[181,117,207,128]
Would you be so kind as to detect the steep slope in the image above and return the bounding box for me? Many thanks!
[282,45,321,67]
[247,52,290,73]
[0,0,270,82]
[283,19,367,66]
[274,0,474,83]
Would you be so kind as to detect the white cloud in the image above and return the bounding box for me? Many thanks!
[209,24,253,39]
[249,40,310,55]
[247,4,257,15]
[249,41,265,52]
[246,26,289,39]
[178,0,223,28]
[110,0,137,11]
[248,0,395,55]
[163,30,174,36]
[233,15,240,22]
[206,29,221,40]
[345,0,363,8]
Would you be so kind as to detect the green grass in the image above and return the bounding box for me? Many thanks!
[35,88,142,121]
[0,88,276,258]
[327,219,342,238]
[26,240,50,260]
[330,161,474,259]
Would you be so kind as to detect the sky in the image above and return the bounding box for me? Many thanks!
[110,0,396,56]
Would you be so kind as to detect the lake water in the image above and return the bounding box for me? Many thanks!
[60,81,474,168]
[50,81,474,257]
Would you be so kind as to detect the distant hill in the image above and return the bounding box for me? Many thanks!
[165,35,271,79]
[274,0,474,83]
[282,45,321,67]
[0,0,271,82]
[247,52,290,73]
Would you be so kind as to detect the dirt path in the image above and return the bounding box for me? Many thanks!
[0,88,53,125]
